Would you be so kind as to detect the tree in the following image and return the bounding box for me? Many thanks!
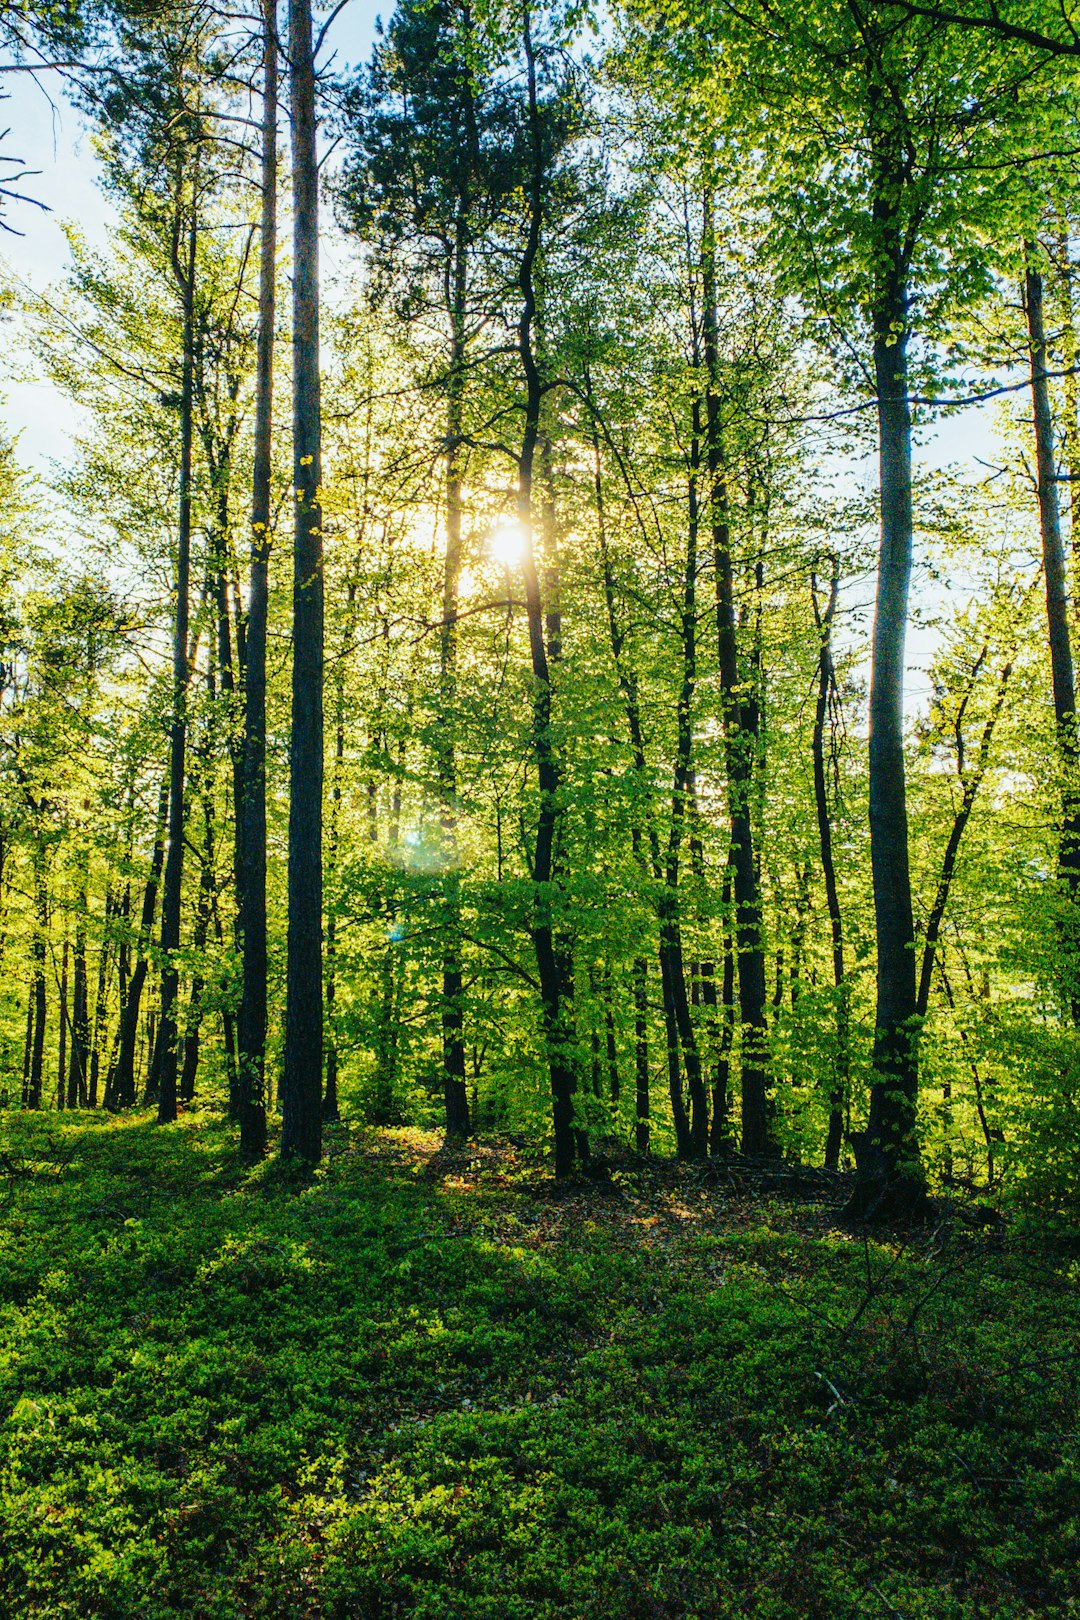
[280,0,324,1164]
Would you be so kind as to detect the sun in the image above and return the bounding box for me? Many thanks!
[488,520,528,568]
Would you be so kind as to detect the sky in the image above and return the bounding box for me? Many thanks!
[0,0,385,469]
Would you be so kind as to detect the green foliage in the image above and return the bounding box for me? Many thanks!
[0,1115,1078,1618]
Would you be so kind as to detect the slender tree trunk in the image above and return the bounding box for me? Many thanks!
[1025,245,1080,1017]
[69,882,89,1108]
[517,7,580,1177]
[179,725,217,1106]
[28,852,46,1111]
[237,0,276,1160]
[589,390,689,1157]
[157,183,199,1127]
[323,578,355,1124]
[811,559,848,1170]
[708,856,736,1155]
[850,184,925,1216]
[604,971,619,1104]
[109,780,168,1111]
[662,401,708,1158]
[57,938,68,1111]
[633,955,649,1153]
[915,651,1012,1023]
[702,198,773,1157]
[21,992,32,1108]
[89,890,114,1111]
[436,215,472,1141]
[281,0,324,1164]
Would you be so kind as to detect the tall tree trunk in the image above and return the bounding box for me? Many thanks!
[850,179,925,1217]
[1025,245,1080,1016]
[281,0,324,1164]
[702,198,773,1157]
[157,181,198,1127]
[811,559,848,1170]
[436,212,472,1141]
[69,878,89,1108]
[517,7,581,1177]
[237,0,276,1160]
[56,937,68,1110]
[661,401,708,1158]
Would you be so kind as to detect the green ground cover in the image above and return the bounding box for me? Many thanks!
[0,1113,1077,1619]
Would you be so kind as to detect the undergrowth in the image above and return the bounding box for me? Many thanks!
[0,1112,1077,1619]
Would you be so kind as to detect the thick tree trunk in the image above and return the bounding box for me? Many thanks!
[237,0,276,1161]
[281,0,324,1165]
[157,186,198,1127]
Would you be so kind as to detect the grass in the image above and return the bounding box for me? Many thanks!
[0,1110,1077,1618]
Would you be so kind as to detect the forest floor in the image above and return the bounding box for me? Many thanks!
[0,1114,1077,1619]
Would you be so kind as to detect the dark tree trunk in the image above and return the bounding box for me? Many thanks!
[517,8,581,1178]
[848,175,926,1219]
[281,0,324,1165]
[662,398,708,1158]
[436,211,472,1142]
[237,0,276,1161]
[702,199,773,1156]
[57,938,68,1110]
[811,559,848,1170]
[157,183,198,1127]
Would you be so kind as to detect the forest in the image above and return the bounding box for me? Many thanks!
[2,0,1080,1613]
